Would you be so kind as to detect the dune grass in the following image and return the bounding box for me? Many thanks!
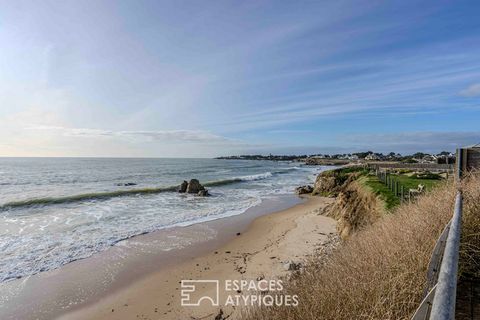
[242,174,480,320]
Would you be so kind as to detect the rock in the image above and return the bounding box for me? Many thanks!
[311,169,357,196]
[178,180,188,193]
[186,179,205,194]
[197,189,209,197]
[283,261,302,271]
[214,309,225,320]
[116,182,137,186]
[295,185,313,195]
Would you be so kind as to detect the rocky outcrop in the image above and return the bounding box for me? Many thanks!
[178,180,188,193]
[186,179,204,193]
[311,169,357,196]
[179,179,210,196]
[295,185,313,195]
[305,158,350,166]
[328,180,383,238]
[312,168,384,238]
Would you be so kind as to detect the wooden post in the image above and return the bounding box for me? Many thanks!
[456,148,463,181]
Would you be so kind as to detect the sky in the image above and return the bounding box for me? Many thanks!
[0,0,479,157]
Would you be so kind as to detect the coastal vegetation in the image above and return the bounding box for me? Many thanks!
[242,172,480,320]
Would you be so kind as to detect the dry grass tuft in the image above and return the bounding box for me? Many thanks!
[242,174,480,320]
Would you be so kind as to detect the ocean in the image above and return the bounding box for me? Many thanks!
[0,158,324,283]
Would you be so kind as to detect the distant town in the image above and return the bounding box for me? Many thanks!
[215,151,456,165]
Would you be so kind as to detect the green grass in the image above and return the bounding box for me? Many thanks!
[359,173,443,210]
[360,176,400,210]
[391,174,440,191]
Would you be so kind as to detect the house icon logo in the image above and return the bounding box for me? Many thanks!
[180,280,220,306]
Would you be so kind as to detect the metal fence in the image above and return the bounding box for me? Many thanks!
[411,192,463,320]
[375,171,423,202]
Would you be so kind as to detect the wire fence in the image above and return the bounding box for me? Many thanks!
[375,170,420,202]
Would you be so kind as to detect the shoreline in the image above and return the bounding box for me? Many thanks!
[0,194,312,320]
[0,193,336,320]
[57,195,336,320]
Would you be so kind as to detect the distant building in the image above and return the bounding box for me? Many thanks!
[436,153,455,164]
[421,154,437,163]
[365,153,380,161]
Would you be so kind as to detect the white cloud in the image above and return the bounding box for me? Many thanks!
[459,83,480,97]
[25,125,246,145]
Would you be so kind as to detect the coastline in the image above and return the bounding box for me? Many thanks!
[56,195,336,320]
[0,192,335,320]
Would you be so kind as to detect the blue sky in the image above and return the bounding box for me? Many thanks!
[0,0,479,157]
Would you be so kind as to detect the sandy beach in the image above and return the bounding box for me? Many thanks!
[48,195,336,320]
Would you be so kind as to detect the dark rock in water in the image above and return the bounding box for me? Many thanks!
[295,185,313,195]
[198,189,209,197]
[116,182,137,186]
[186,179,205,194]
[178,180,188,193]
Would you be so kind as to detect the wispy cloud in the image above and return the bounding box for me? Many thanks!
[341,131,480,153]
[460,83,480,97]
[25,126,247,145]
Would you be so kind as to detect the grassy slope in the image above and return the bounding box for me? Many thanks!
[360,175,400,210]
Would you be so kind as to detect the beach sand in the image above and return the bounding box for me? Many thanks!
[57,196,336,320]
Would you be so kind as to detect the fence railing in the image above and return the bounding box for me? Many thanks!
[411,192,463,320]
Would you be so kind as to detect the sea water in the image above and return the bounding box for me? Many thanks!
[0,158,327,282]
